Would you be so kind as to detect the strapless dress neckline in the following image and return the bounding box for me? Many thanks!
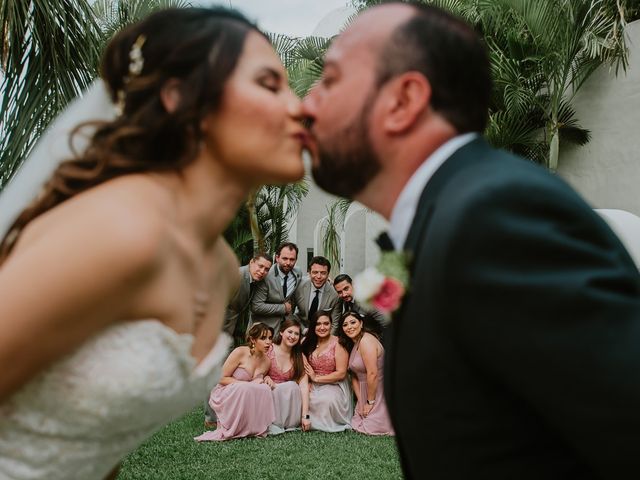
[0,319,231,480]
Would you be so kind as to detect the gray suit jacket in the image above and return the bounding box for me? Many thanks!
[222,265,255,336]
[292,279,340,328]
[250,264,302,331]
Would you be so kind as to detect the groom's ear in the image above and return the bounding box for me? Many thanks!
[380,72,431,134]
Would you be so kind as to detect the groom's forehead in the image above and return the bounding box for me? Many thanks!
[326,5,412,69]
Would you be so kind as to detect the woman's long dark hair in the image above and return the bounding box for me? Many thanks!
[301,311,333,358]
[0,7,264,262]
[337,311,375,353]
[273,316,304,381]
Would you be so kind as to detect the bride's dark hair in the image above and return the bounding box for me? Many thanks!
[0,7,262,261]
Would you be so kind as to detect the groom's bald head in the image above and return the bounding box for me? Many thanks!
[366,2,491,133]
[303,2,491,210]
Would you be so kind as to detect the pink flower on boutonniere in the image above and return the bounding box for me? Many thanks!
[353,250,410,323]
[372,277,405,314]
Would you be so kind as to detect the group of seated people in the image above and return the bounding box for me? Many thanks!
[194,310,394,442]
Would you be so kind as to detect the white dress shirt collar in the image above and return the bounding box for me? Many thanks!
[389,133,478,250]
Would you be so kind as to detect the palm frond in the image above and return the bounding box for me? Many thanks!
[94,0,192,47]
[0,0,101,187]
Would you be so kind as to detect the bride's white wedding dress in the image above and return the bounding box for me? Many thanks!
[0,320,230,480]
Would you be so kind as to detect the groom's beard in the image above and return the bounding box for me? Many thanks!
[311,102,382,199]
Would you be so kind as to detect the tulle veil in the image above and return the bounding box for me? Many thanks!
[0,80,116,238]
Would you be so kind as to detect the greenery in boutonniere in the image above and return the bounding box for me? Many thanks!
[353,251,410,322]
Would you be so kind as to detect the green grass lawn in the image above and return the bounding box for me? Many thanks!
[117,406,403,480]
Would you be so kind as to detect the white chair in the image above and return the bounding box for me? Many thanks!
[595,209,640,269]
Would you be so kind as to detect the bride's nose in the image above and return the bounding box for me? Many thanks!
[286,91,303,119]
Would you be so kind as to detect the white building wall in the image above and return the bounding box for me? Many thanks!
[557,20,640,216]
[291,174,339,271]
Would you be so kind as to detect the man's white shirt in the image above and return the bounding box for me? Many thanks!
[389,133,478,251]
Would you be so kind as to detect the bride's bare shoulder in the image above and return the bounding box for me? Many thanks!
[214,238,241,296]
[16,175,172,267]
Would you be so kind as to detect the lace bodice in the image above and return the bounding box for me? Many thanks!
[309,337,337,377]
[0,320,230,480]
[267,346,294,383]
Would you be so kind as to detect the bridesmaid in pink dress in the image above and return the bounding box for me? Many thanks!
[264,317,308,434]
[339,312,394,435]
[195,323,275,441]
[301,312,352,432]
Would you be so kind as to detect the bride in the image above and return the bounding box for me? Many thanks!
[0,6,306,480]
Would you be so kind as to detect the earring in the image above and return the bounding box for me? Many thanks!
[250,342,255,355]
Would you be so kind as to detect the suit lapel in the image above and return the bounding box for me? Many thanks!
[403,137,491,258]
[320,282,332,309]
[271,265,285,301]
[302,281,311,308]
[387,137,493,413]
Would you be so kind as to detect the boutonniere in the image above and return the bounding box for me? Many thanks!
[353,250,410,322]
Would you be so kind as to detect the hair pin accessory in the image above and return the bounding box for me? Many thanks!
[128,35,147,77]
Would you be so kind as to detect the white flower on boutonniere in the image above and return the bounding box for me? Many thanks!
[353,250,410,323]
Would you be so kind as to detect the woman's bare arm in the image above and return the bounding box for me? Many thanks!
[217,347,246,385]
[359,334,380,404]
[0,203,166,402]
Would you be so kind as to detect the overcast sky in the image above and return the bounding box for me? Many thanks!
[201,0,352,37]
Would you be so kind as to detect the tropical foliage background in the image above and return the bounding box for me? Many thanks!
[0,0,308,263]
[1,0,639,262]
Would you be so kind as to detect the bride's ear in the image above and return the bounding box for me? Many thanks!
[160,78,181,113]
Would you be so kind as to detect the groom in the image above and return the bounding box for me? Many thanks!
[302,2,640,479]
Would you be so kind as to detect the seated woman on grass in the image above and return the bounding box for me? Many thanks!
[195,323,274,441]
[339,312,394,436]
[301,311,352,432]
[264,316,309,434]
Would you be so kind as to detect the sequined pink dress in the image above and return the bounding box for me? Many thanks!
[307,337,352,432]
[194,367,274,441]
[266,346,302,434]
[349,342,394,435]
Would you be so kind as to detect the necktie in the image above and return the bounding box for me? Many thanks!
[344,301,353,313]
[282,273,289,298]
[309,289,320,319]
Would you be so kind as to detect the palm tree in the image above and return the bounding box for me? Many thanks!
[0,0,191,189]
[320,198,351,271]
[0,1,101,188]
[483,0,630,168]
[286,36,332,97]
[255,182,309,254]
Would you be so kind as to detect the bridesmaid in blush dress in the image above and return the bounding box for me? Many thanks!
[339,312,394,435]
[264,316,308,434]
[195,323,275,441]
[301,312,352,432]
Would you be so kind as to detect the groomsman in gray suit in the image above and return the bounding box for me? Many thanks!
[222,252,272,336]
[292,256,340,329]
[251,242,302,332]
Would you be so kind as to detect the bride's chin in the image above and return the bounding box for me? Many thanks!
[255,163,305,186]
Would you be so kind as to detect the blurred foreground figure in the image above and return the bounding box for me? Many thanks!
[0,6,306,479]
[302,2,640,479]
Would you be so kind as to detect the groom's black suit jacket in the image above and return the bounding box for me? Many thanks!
[384,138,640,479]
